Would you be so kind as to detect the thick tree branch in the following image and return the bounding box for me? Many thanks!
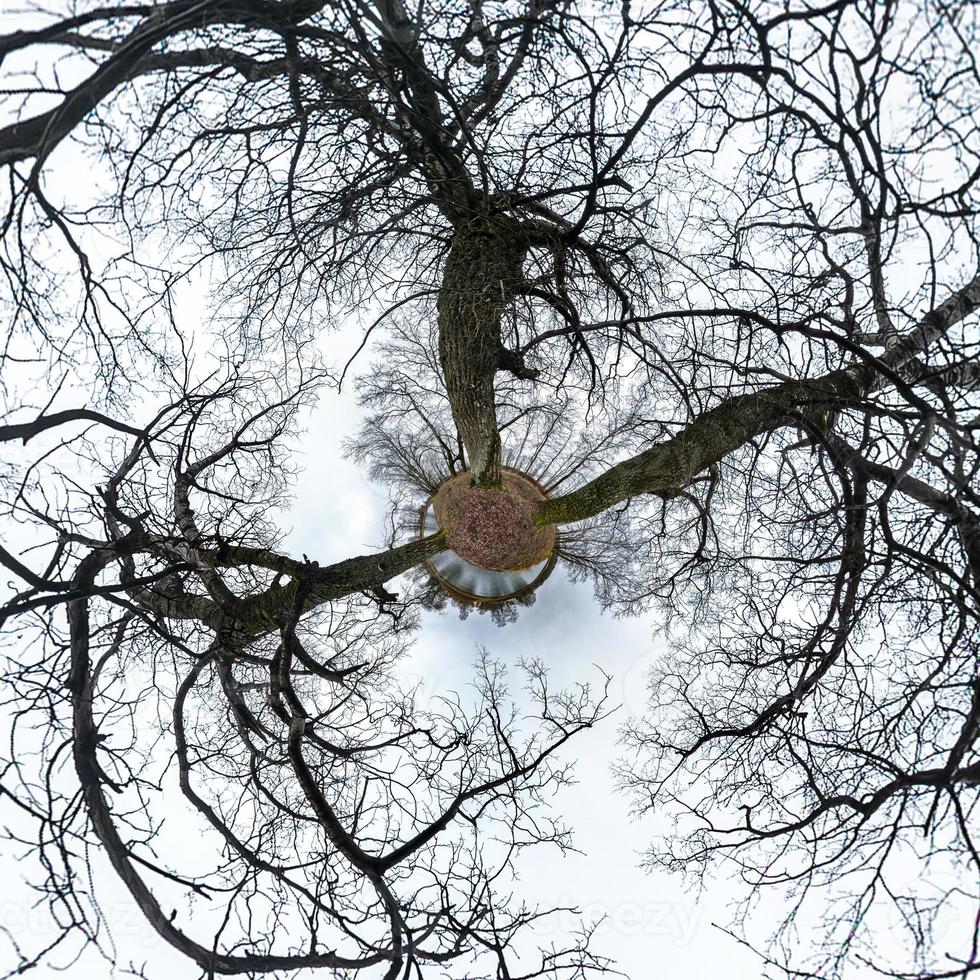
[538,273,980,525]
[0,0,327,166]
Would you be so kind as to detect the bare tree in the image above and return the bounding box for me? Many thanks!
[0,348,615,977]
[0,0,978,977]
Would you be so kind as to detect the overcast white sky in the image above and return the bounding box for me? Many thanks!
[5,243,943,978]
[0,326,912,979]
[0,12,908,970]
[272,378,849,980]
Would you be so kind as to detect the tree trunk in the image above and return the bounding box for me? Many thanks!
[437,216,526,488]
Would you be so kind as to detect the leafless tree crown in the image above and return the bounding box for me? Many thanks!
[0,0,978,977]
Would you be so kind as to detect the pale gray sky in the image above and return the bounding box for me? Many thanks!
[277,375,838,980]
[0,358,908,980]
[0,3,972,975]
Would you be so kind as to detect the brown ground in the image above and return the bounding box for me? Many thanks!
[432,469,557,572]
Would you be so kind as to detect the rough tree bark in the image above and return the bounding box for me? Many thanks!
[536,270,980,526]
[535,372,857,525]
[437,215,528,488]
